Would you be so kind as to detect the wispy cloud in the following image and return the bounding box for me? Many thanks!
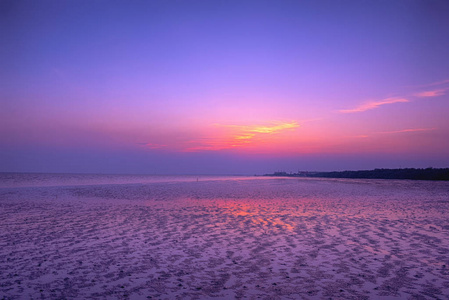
[377,128,436,134]
[414,89,446,98]
[411,79,449,89]
[349,128,436,140]
[408,78,449,98]
[184,121,300,152]
[139,142,167,149]
[223,121,299,134]
[340,78,448,114]
[339,97,409,114]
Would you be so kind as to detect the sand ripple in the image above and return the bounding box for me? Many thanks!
[1,178,449,299]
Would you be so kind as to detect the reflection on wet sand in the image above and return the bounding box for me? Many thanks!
[1,177,449,299]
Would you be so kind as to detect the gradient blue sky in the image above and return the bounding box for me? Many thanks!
[1,0,449,174]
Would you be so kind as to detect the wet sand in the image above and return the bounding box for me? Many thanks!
[1,177,449,299]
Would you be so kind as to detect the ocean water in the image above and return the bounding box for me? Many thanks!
[0,172,260,188]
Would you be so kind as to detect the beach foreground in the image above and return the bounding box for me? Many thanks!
[1,175,449,299]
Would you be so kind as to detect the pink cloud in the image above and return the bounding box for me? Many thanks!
[414,89,446,97]
[339,97,409,113]
[412,79,449,89]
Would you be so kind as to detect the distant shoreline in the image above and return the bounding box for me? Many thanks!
[264,168,449,181]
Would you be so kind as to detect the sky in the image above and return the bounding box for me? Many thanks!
[1,0,449,174]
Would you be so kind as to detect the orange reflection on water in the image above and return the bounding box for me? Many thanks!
[211,200,298,232]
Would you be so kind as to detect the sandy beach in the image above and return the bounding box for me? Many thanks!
[1,175,449,299]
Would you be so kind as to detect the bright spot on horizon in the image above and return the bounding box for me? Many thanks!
[183,121,300,152]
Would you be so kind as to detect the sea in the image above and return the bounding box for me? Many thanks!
[0,172,258,188]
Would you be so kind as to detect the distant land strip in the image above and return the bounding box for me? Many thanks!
[264,168,449,181]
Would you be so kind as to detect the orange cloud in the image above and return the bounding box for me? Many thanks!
[414,89,446,97]
[339,97,409,113]
[224,121,299,134]
[184,121,300,152]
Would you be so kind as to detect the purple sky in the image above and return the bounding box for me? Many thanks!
[1,0,449,174]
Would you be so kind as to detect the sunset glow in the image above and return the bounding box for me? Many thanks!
[1,1,448,174]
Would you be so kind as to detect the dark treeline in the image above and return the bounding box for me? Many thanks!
[265,168,449,181]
